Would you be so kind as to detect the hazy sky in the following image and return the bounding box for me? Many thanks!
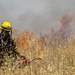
[0,0,75,34]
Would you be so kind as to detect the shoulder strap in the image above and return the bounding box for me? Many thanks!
[0,34,4,44]
[7,31,13,45]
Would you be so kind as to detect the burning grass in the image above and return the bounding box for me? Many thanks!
[0,30,75,75]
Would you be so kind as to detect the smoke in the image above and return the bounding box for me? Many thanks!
[0,0,75,35]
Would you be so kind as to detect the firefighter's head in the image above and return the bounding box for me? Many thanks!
[0,22,12,36]
[0,21,12,32]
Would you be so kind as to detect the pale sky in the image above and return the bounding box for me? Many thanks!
[0,0,75,34]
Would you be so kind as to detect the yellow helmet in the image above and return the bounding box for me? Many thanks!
[0,22,12,31]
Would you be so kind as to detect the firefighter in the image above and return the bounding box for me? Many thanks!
[0,21,24,65]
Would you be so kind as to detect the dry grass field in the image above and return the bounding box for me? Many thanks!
[0,30,75,75]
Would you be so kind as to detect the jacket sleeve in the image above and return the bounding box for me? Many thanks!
[12,36,17,50]
[11,36,21,57]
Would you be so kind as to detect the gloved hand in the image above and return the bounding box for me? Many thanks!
[20,56,30,65]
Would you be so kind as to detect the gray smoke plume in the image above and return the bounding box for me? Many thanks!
[0,0,75,35]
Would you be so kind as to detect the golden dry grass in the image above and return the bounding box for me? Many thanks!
[0,31,75,75]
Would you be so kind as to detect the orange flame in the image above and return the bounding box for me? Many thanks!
[38,54,43,59]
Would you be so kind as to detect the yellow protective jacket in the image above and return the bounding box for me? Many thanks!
[0,33,20,56]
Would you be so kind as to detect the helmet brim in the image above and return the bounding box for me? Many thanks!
[0,26,11,31]
[0,26,3,30]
